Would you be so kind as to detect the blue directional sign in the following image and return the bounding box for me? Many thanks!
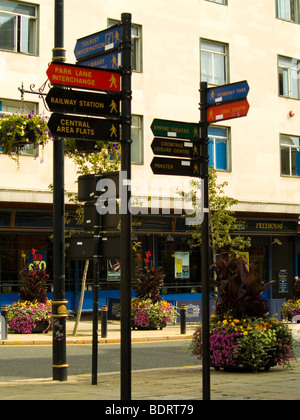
[207,81,249,106]
[74,25,121,62]
[79,51,121,70]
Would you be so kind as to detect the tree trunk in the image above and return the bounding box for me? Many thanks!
[72,260,89,336]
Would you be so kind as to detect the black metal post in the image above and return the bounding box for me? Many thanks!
[1,305,8,340]
[120,12,132,401]
[92,256,99,385]
[52,0,68,382]
[101,305,108,338]
[180,305,186,335]
[200,81,210,400]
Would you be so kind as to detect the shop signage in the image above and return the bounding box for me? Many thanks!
[46,63,121,92]
[46,88,120,117]
[175,252,190,279]
[151,137,200,158]
[207,80,249,106]
[278,270,289,294]
[74,25,121,61]
[48,113,120,141]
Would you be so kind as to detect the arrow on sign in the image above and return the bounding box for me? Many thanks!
[46,88,120,117]
[207,81,249,106]
[46,63,121,92]
[74,25,121,62]
[79,51,121,71]
[207,99,250,123]
[151,138,201,158]
[151,157,204,178]
[151,119,200,140]
[48,114,120,141]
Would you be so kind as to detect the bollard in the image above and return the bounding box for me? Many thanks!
[180,304,186,335]
[101,305,108,338]
[1,305,8,340]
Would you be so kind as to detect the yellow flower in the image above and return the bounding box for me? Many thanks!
[243,331,248,336]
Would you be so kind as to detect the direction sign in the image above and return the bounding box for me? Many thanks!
[46,88,120,117]
[151,119,200,140]
[79,51,121,70]
[207,81,249,106]
[151,157,204,178]
[151,137,201,158]
[207,99,250,123]
[46,63,121,92]
[48,113,120,141]
[74,25,121,62]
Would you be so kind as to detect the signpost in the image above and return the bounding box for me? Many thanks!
[151,138,200,158]
[151,156,204,177]
[79,51,121,70]
[151,119,200,140]
[207,80,249,105]
[48,113,120,141]
[74,25,121,62]
[46,88,120,117]
[207,99,250,123]
[46,62,121,92]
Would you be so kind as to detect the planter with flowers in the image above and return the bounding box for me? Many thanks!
[190,255,295,371]
[0,111,52,164]
[7,250,52,334]
[281,299,300,322]
[131,251,177,330]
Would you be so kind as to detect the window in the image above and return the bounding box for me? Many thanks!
[280,134,300,176]
[201,39,228,85]
[207,0,227,4]
[108,19,142,72]
[278,56,300,99]
[208,126,230,171]
[0,1,38,55]
[0,99,39,157]
[276,0,300,23]
[131,115,143,164]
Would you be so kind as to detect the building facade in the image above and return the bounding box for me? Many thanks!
[1,0,300,310]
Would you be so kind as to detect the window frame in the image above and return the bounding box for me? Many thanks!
[280,133,300,177]
[276,0,300,24]
[0,0,39,55]
[208,125,231,171]
[200,39,229,86]
[278,55,300,99]
[131,114,144,165]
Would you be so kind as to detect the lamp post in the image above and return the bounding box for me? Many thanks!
[52,0,68,382]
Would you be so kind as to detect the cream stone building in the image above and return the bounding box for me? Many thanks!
[0,0,299,311]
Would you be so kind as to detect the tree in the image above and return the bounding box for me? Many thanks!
[190,167,251,265]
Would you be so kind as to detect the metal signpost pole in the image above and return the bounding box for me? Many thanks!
[52,0,68,382]
[200,81,210,400]
[120,12,132,401]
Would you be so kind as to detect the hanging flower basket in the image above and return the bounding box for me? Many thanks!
[0,111,52,163]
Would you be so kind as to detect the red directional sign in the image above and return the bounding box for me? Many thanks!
[46,62,121,92]
[207,99,250,123]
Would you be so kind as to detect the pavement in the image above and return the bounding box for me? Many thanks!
[0,320,300,401]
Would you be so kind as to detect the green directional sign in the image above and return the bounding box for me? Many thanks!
[151,119,200,140]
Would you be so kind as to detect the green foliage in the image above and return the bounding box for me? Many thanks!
[190,167,251,263]
[134,252,165,303]
[65,140,121,176]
